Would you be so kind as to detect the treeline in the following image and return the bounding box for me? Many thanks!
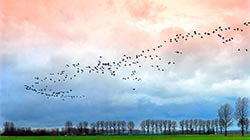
[1,97,249,136]
[140,119,219,135]
[1,120,217,136]
[1,120,135,136]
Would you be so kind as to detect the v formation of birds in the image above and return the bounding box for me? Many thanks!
[24,22,250,101]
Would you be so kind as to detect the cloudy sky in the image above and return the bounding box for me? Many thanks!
[0,0,250,129]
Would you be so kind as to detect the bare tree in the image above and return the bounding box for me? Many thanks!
[77,122,83,134]
[83,121,88,131]
[100,121,105,133]
[198,120,203,134]
[9,122,15,134]
[112,121,117,135]
[117,121,121,134]
[96,121,100,134]
[245,118,249,134]
[235,97,249,136]
[184,120,189,133]
[171,121,177,134]
[206,120,211,133]
[150,120,155,134]
[219,119,223,134]
[104,121,109,134]
[179,120,185,134]
[155,120,159,134]
[108,121,113,134]
[218,103,233,136]
[205,120,211,133]
[202,121,206,134]
[145,120,150,134]
[65,121,73,135]
[163,120,167,134]
[140,120,146,134]
[159,120,163,134]
[167,120,172,134]
[189,120,194,133]
[4,121,10,133]
[214,119,219,134]
[193,119,198,134]
[121,121,126,134]
[211,120,215,134]
[90,122,96,134]
[127,121,135,134]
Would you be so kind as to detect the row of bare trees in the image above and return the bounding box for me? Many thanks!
[2,122,61,136]
[65,120,135,135]
[1,97,249,136]
[178,119,219,134]
[140,120,176,134]
[140,119,219,135]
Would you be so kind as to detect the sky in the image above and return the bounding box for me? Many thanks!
[0,0,250,129]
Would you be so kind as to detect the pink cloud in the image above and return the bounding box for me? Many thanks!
[125,0,167,22]
[0,0,249,51]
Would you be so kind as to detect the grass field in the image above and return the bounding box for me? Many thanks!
[1,135,250,140]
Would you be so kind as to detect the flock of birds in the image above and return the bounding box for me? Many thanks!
[24,22,250,101]
[169,22,249,46]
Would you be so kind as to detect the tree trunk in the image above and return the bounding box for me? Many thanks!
[241,125,244,136]
[225,127,227,136]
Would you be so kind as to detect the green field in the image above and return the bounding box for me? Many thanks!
[1,135,250,140]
